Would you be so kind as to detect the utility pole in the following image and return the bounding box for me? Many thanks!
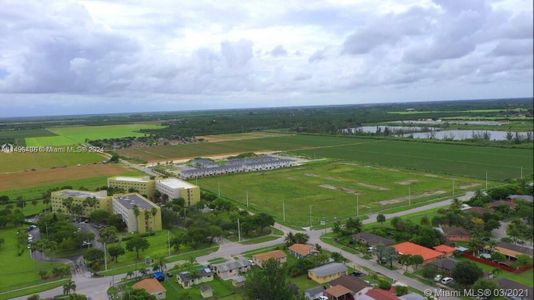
[246,191,249,208]
[485,171,488,190]
[309,205,312,227]
[452,179,455,198]
[408,185,411,206]
[521,167,523,179]
[167,231,171,256]
[237,218,241,242]
[218,182,221,197]
[283,200,286,222]
[356,195,359,217]
[104,242,108,271]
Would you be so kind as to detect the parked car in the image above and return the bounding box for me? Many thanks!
[351,271,365,277]
[434,274,442,282]
[441,277,453,285]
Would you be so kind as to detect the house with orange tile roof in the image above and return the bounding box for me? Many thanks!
[288,243,317,259]
[393,242,443,263]
[325,284,352,300]
[433,244,456,256]
[253,250,287,267]
[132,278,167,299]
[365,288,400,300]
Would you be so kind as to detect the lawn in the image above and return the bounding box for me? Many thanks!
[163,276,242,300]
[25,124,165,146]
[0,227,69,292]
[119,134,532,180]
[0,151,104,173]
[456,257,534,287]
[198,160,484,228]
[98,230,219,276]
[0,279,69,300]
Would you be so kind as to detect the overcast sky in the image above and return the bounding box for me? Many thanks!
[0,0,532,117]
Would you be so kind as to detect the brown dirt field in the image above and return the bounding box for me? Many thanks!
[198,131,292,142]
[0,164,133,191]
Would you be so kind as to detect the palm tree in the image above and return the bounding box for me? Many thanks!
[285,232,295,246]
[62,279,76,295]
[133,205,140,230]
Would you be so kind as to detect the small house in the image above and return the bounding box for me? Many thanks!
[211,258,252,280]
[288,243,317,259]
[433,244,455,257]
[352,232,394,248]
[132,279,167,300]
[253,250,287,267]
[308,263,348,284]
[393,242,443,264]
[330,275,370,297]
[305,286,325,300]
[177,267,213,288]
[440,225,471,243]
[325,285,352,300]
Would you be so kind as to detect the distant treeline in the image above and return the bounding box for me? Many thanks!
[1,98,532,137]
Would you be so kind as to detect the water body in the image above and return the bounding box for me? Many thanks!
[405,130,533,141]
[343,126,435,134]
[391,120,509,126]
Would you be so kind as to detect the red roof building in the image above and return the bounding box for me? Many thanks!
[393,242,443,263]
[366,288,400,300]
[433,244,455,256]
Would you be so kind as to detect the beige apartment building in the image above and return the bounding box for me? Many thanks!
[108,176,156,199]
[155,178,201,206]
[51,190,111,217]
[112,193,162,233]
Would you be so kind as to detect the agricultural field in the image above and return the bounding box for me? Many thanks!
[0,164,137,192]
[198,131,293,142]
[25,123,165,146]
[0,227,68,293]
[122,134,532,180]
[0,152,104,173]
[198,160,486,228]
[0,128,57,146]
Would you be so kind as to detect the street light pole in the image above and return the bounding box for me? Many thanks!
[356,195,359,217]
[237,218,241,242]
[104,242,108,271]
[309,205,312,227]
[283,200,286,222]
[167,231,171,256]
[246,191,249,208]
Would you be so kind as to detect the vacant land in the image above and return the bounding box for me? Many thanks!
[0,164,135,191]
[25,123,164,146]
[121,135,532,180]
[0,227,67,292]
[0,169,143,202]
[0,152,104,174]
[198,131,293,142]
[198,160,483,227]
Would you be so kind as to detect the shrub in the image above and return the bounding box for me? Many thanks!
[396,285,408,296]
[378,279,391,290]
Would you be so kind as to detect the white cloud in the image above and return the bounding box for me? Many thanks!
[0,0,531,117]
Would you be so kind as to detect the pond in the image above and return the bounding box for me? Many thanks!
[404,130,533,141]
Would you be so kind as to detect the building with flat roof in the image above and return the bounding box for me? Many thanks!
[108,176,155,199]
[112,193,162,233]
[156,178,200,206]
[51,189,111,217]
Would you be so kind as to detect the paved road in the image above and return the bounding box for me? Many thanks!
[11,188,471,300]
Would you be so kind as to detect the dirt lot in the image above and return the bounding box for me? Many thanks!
[0,164,133,191]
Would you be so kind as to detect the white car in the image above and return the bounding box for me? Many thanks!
[441,277,453,285]
[434,274,442,282]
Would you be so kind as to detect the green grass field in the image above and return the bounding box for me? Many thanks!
[198,160,484,228]
[25,124,164,146]
[0,227,68,292]
[0,152,103,173]
[120,135,532,180]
